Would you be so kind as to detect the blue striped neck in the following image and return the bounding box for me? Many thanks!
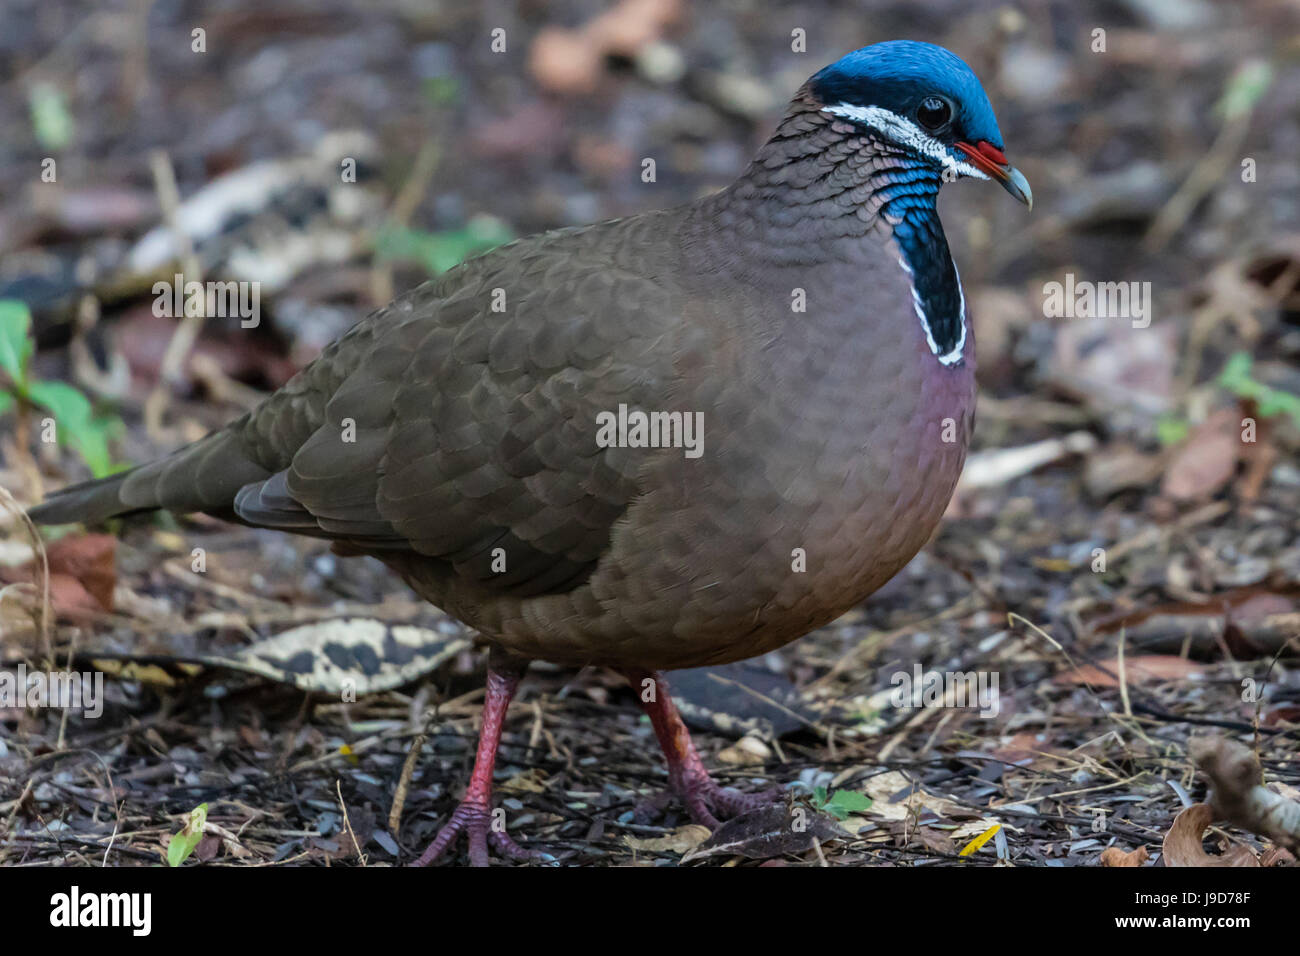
[878,165,966,366]
[692,98,968,367]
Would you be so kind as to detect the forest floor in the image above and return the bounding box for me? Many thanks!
[2,0,1298,866]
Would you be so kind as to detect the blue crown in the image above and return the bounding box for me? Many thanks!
[811,40,1004,150]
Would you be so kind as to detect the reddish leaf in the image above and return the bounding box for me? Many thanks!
[45,534,116,611]
[1054,655,1204,687]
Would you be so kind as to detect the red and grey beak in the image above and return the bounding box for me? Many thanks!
[955,140,1033,209]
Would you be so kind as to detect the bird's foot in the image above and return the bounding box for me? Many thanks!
[623,669,784,830]
[412,799,554,867]
[636,768,781,829]
[409,656,556,866]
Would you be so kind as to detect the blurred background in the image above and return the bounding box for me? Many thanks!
[1,1,1298,499]
[1,0,1299,866]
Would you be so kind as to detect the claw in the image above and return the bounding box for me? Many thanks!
[623,669,784,829]
[412,799,550,867]
[408,655,556,866]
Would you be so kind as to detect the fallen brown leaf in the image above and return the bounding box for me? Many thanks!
[680,803,849,863]
[528,0,682,94]
[1100,845,1149,867]
[1162,804,1258,867]
[1054,654,1204,687]
[1190,736,1300,853]
[624,824,711,855]
[1161,409,1242,502]
[45,533,116,611]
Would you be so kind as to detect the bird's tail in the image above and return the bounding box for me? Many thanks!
[27,426,270,526]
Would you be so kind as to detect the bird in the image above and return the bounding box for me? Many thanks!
[30,40,1031,865]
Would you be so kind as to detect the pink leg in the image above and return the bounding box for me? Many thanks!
[413,656,549,866]
[623,670,773,828]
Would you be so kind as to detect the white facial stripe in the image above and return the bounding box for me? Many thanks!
[895,253,967,367]
[821,103,989,181]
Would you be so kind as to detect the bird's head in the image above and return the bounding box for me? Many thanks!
[810,40,1032,209]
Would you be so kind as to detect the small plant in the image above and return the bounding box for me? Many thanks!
[28,82,74,151]
[375,216,514,275]
[1155,413,1191,447]
[1217,351,1300,429]
[1156,351,1300,448]
[810,786,873,820]
[0,300,123,478]
[167,803,209,866]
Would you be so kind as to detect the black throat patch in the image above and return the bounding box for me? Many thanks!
[891,206,965,365]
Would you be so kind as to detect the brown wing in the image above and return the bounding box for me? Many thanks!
[230,213,686,595]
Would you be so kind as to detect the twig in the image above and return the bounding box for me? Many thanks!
[336,780,367,866]
[143,149,205,440]
[0,776,35,866]
[1143,114,1249,253]
[56,623,80,752]
[387,730,427,838]
[369,141,441,307]
[0,486,51,659]
[1116,628,1132,720]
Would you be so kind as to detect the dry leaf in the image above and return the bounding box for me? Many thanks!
[1162,804,1258,867]
[992,732,1055,765]
[1161,409,1242,502]
[1084,443,1166,498]
[1190,736,1300,852]
[716,736,770,766]
[529,0,682,94]
[913,826,956,855]
[861,771,966,821]
[1100,845,1149,866]
[958,822,1001,856]
[528,30,604,95]
[48,573,104,622]
[1054,654,1204,687]
[45,533,116,610]
[680,804,849,863]
[499,768,548,794]
[0,532,117,623]
[624,824,711,855]
[951,817,1009,842]
[1049,317,1176,415]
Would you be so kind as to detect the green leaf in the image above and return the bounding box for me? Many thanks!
[375,216,514,275]
[1216,350,1300,429]
[0,300,34,389]
[0,391,12,416]
[826,789,873,814]
[26,380,120,477]
[72,421,116,478]
[422,76,460,106]
[1155,414,1190,447]
[1258,391,1300,424]
[1217,60,1272,121]
[1211,351,1253,392]
[27,380,92,429]
[29,82,74,151]
[167,803,209,867]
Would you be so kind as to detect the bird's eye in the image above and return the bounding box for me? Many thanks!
[916,96,952,131]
